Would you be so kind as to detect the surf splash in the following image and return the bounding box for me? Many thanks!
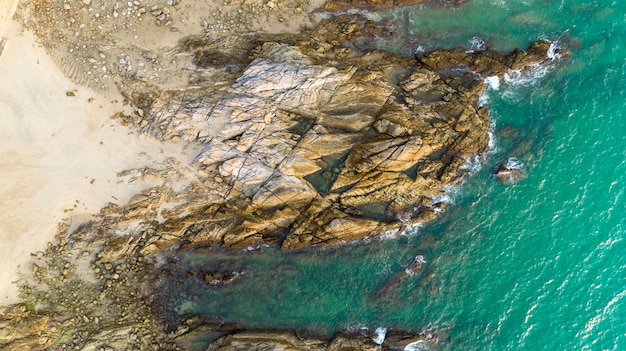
[504,41,566,87]
[372,327,387,344]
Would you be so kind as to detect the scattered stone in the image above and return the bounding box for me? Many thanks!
[0,38,6,60]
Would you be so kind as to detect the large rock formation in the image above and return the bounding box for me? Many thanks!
[112,26,562,252]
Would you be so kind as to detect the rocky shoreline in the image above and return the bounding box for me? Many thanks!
[1,0,568,349]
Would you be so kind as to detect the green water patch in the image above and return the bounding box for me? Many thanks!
[303,152,348,195]
[160,232,441,334]
[354,201,392,221]
[287,115,316,136]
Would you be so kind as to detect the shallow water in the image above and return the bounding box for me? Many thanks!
[166,1,626,349]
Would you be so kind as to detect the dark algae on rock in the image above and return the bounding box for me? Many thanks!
[0,1,569,350]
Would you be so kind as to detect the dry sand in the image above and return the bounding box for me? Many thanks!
[0,20,199,305]
[0,0,18,36]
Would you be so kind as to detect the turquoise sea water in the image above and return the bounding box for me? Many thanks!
[166,1,626,349]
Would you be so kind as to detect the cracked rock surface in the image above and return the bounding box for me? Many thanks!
[117,30,560,251]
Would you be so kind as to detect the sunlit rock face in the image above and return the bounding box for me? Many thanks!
[117,26,559,251]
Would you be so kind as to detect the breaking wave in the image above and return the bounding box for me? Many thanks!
[503,40,564,87]
[466,36,487,53]
[373,327,387,344]
[403,340,434,351]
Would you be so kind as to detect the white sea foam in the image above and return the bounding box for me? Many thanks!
[503,40,563,87]
[431,153,485,207]
[503,67,546,87]
[466,36,487,53]
[432,184,460,205]
[370,222,421,243]
[372,327,387,344]
[488,118,498,153]
[461,154,486,176]
[484,76,500,90]
[479,76,500,107]
[478,92,490,107]
[432,205,445,214]
[415,255,427,264]
[483,40,564,106]
[403,340,432,351]
[546,41,563,60]
[404,221,423,232]
[379,228,401,240]
[504,157,524,170]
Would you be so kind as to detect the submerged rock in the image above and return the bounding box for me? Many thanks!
[374,254,427,303]
[495,157,526,183]
[206,331,330,351]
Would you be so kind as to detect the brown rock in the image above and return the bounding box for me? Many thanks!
[206,331,328,351]
[319,0,466,12]
[112,27,562,251]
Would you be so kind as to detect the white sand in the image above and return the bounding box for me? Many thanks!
[0,0,18,37]
[0,21,199,305]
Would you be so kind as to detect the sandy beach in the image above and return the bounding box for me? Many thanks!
[0,20,199,305]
